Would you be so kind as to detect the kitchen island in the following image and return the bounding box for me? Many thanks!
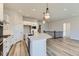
[28,33,52,56]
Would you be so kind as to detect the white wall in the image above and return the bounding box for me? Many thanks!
[48,17,79,40]
[70,18,79,40]
[38,21,50,32]
[49,21,64,31]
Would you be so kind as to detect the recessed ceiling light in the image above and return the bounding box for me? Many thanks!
[18,9,22,13]
[71,14,76,16]
[64,8,68,11]
[32,8,36,11]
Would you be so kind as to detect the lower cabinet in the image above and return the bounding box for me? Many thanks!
[3,38,12,56]
[28,38,47,56]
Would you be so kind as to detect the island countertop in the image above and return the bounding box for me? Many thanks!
[28,33,52,40]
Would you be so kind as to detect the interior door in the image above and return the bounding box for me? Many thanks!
[63,23,70,38]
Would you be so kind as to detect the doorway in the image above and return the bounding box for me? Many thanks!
[63,23,70,38]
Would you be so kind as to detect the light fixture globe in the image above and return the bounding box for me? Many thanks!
[43,20,45,24]
[44,13,50,19]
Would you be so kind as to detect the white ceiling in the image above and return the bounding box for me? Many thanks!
[4,3,79,22]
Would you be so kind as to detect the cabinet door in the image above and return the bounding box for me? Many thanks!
[3,38,12,56]
[3,39,8,56]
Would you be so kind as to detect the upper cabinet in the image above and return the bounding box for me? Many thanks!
[3,14,11,36]
[0,3,3,22]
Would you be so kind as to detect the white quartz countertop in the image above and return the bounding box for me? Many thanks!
[28,33,52,40]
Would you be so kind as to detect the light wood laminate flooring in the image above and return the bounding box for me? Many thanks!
[47,38,79,56]
[8,40,29,56]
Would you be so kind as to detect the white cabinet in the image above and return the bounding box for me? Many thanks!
[3,38,11,56]
[30,39,47,56]
[28,33,52,56]
[3,14,12,56]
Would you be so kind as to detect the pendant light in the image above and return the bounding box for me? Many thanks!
[43,3,50,20]
[43,20,45,24]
